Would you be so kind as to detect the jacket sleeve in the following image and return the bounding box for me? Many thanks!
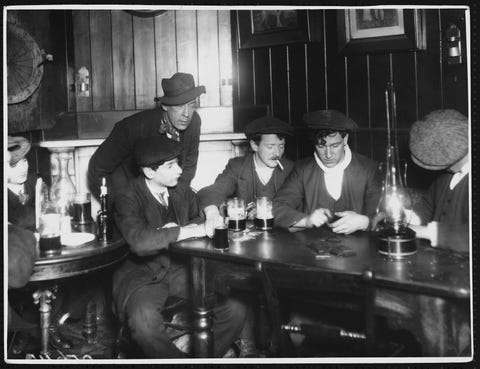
[8,224,36,288]
[413,182,436,224]
[437,223,469,252]
[363,161,382,218]
[114,189,180,257]
[197,158,241,210]
[273,163,310,229]
[178,114,201,188]
[187,189,205,224]
[88,118,136,200]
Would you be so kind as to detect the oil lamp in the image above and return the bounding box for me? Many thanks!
[374,82,417,259]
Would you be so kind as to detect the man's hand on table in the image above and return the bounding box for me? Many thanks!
[203,205,225,238]
[328,211,369,234]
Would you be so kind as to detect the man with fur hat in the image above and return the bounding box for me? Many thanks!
[113,135,246,358]
[407,109,469,252]
[198,115,295,238]
[88,72,206,203]
[273,110,381,234]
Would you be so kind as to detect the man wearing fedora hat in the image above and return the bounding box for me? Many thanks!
[407,109,469,252]
[273,110,381,234]
[88,72,205,203]
[198,115,295,238]
[112,135,246,358]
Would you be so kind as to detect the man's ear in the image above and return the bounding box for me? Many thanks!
[161,104,168,112]
[142,167,155,179]
[343,133,349,145]
[250,140,258,152]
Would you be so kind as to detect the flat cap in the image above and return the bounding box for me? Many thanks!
[302,110,358,132]
[244,115,294,138]
[134,135,184,167]
[8,136,31,166]
[409,109,468,170]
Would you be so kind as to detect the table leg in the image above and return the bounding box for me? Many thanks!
[82,299,97,344]
[190,257,214,357]
[32,288,56,355]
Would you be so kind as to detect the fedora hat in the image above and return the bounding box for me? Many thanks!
[8,136,31,166]
[157,73,206,106]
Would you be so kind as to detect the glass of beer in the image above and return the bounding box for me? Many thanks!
[254,196,274,230]
[38,202,62,256]
[73,192,93,224]
[227,197,246,231]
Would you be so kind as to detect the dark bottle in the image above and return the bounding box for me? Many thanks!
[97,177,113,242]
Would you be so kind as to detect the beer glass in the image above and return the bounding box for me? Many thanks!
[227,197,246,231]
[254,196,274,230]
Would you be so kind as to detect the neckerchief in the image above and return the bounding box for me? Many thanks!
[158,112,180,142]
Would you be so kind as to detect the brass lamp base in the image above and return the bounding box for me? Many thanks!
[376,227,417,259]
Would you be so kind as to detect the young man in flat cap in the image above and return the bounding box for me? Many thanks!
[273,110,381,234]
[407,109,469,252]
[88,72,206,203]
[198,115,295,237]
[112,135,246,358]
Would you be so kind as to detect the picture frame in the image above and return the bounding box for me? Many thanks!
[237,10,321,49]
[337,9,426,55]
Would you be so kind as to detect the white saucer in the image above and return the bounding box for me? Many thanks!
[61,232,96,247]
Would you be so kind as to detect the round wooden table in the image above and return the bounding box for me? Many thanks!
[28,233,128,356]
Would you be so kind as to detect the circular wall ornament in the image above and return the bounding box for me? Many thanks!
[7,22,44,105]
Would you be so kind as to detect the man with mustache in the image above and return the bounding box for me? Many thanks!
[273,110,381,234]
[88,72,205,204]
[112,135,246,358]
[198,115,294,238]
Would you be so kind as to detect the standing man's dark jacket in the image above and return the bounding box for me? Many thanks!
[88,108,200,201]
[112,176,202,321]
[197,153,294,209]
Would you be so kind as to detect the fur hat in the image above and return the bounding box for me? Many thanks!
[134,136,184,167]
[302,110,358,132]
[157,73,206,106]
[244,115,294,139]
[8,136,31,166]
[409,109,468,170]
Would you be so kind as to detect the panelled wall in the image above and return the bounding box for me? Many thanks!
[64,9,233,136]
[231,8,468,189]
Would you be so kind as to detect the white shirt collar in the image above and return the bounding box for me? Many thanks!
[449,161,469,190]
[7,183,24,196]
[145,178,169,204]
[253,154,275,186]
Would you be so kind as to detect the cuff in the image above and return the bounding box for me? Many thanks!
[427,221,439,247]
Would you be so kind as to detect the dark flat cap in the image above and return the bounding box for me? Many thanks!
[134,135,184,167]
[409,109,468,170]
[244,115,294,138]
[8,136,31,166]
[302,110,358,132]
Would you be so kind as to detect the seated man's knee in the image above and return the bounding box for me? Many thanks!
[126,299,165,337]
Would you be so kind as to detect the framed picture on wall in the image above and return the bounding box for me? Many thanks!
[237,10,321,49]
[337,8,426,55]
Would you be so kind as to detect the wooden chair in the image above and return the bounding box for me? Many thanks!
[260,263,377,357]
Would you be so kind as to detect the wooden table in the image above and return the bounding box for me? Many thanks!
[171,225,470,357]
[27,232,128,355]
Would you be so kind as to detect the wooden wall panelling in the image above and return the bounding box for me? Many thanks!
[392,51,418,129]
[197,10,221,107]
[252,48,270,107]
[305,42,327,112]
[236,50,255,104]
[73,10,92,112]
[155,10,177,99]
[441,8,468,115]
[175,11,199,88]
[218,10,233,106]
[347,55,371,158]
[416,9,442,118]
[111,10,135,110]
[133,16,156,109]
[90,10,113,111]
[368,53,391,162]
[324,9,346,113]
[288,43,307,127]
[270,45,289,122]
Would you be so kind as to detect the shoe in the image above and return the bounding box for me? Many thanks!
[49,325,74,350]
[238,338,259,358]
